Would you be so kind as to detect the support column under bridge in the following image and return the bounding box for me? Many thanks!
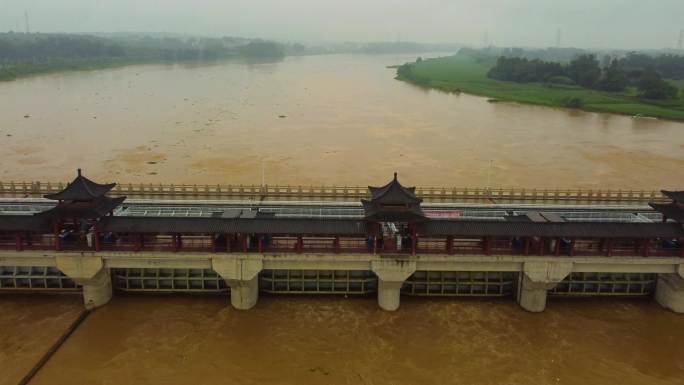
[517,261,573,313]
[212,256,263,310]
[371,259,417,311]
[55,256,112,309]
[655,265,684,313]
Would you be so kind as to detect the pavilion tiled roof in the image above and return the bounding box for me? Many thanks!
[362,173,426,221]
[36,196,126,220]
[662,190,684,204]
[44,169,116,201]
[367,172,422,204]
[416,220,684,238]
[99,216,371,235]
[0,215,52,232]
[649,202,684,223]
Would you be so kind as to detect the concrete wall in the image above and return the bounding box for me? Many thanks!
[1,251,683,312]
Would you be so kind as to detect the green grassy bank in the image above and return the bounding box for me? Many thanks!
[396,55,684,121]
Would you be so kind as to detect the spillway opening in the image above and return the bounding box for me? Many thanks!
[0,266,79,291]
[402,271,518,297]
[112,268,229,293]
[549,272,656,297]
[259,269,377,294]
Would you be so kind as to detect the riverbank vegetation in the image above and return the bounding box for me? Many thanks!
[0,32,287,81]
[396,51,684,121]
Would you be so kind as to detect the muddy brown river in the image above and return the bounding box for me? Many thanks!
[1,55,684,384]
[1,295,682,385]
[0,54,683,188]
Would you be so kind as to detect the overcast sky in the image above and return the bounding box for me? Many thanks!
[2,0,683,49]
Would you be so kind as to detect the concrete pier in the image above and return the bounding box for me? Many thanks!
[517,261,572,313]
[4,252,684,312]
[371,259,417,311]
[55,256,112,309]
[655,273,684,313]
[212,256,263,310]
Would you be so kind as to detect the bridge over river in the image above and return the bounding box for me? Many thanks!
[1,172,683,315]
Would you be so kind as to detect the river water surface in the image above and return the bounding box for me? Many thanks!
[1,54,683,188]
[3,295,682,385]
[1,55,684,384]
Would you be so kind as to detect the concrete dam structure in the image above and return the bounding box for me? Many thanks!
[1,170,683,313]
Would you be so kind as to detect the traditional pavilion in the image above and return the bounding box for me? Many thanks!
[362,172,426,222]
[362,173,426,253]
[650,190,684,223]
[37,169,126,250]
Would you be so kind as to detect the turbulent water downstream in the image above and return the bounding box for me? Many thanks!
[1,295,683,385]
[0,54,683,188]
[1,54,684,384]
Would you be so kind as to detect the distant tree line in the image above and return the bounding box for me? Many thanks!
[487,53,682,100]
[0,33,288,80]
[0,33,286,64]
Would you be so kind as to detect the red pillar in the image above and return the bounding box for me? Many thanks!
[554,238,561,256]
[523,237,530,256]
[606,238,613,257]
[135,234,143,252]
[484,236,491,256]
[15,234,22,251]
[446,236,454,255]
[538,237,545,256]
[569,238,576,256]
[296,235,303,254]
[334,236,340,254]
[94,231,101,252]
[642,239,650,257]
[226,234,232,253]
[53,221,61,252]
[211,233,217,253]
[172,234,179,252]
[242,234,248,253]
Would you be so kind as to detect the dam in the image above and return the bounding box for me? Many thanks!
[1,170,683,313]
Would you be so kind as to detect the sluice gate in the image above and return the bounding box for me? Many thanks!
[260,270,377,294]
[3,267,658,300]
[113,268,229,292]
[550,272,656,297]
[0,266,78,291]
[402,271,517,297]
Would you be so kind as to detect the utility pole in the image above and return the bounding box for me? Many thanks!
[486,159,494,189]
[24,11,30,34]
[261,159,265,187]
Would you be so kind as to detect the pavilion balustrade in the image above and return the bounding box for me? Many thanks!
[0,233,18,250]
[452,237,485,255]
[415,237,448,254]
[0,229,680,258]
[263,236,298,253]
[300,237,336,253]
[338,237,369,253]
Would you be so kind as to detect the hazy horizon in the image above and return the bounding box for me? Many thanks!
[1,0,683,50]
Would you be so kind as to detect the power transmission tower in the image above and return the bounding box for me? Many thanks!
[24,11,30,34]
